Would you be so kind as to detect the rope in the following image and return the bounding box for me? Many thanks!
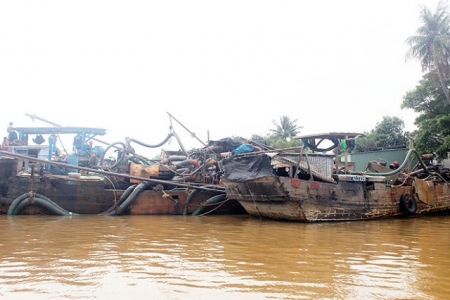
[196,198,230,216]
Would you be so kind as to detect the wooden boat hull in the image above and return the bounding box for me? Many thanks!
[221,176,450,222]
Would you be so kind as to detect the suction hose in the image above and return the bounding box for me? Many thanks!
[192,194,227,216]
[7,193,78,216]
[99,184,137,215]
[107,182,150,216]
[183,189,199,216]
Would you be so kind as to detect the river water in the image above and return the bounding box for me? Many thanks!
[1,214,449,300]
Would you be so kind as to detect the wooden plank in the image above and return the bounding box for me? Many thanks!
[415,178,436,205]
[129,163,160,183]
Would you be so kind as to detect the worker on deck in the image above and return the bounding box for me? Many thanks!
[73,133,83,150]
[89,150,99,168]
[7,122,13,134]
[7,122,18,143]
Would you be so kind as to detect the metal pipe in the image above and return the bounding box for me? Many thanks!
[167,112,218,157]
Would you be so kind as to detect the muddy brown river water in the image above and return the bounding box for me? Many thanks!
[1,214,449,299]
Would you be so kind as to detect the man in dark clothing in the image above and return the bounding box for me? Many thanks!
[7,122,17,142]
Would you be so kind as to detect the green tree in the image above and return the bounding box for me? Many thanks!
[405,0,450,105]
[353,132,378,153]
[373,116,408,147]
[250,134,266,143]
[269,116,302,140]
[402,73,450,158]
[268,137,303,150]
[354,116,407,152]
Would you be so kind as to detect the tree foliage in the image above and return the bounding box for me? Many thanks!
[267,137,303,150]
[372,116,408,147]
[266,116,303,149]
[269,116,302,141]
[354,116,408,152]
[405,0,450,105]
[353,132,378,153]
[402,73,450,158]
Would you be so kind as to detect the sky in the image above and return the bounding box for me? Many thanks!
[0,0,444,157]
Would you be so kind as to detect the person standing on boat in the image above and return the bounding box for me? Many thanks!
[49,134,57,157]
[73,133,82,150]
[7,122,17,142]
[89,150,99,168]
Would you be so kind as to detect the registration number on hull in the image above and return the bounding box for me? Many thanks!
[350,175,366,182]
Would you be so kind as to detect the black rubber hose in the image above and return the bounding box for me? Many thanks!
[7,193,30,215]
[183,189,199,216]
[99,184,137,215]
[9,196,31,215]
[8,193,78,216]
[99,141,127,167]
[128,133,173,148]
[192,194,227,216]
[107,182,150,216]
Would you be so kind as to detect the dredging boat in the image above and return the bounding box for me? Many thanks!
[0,114,245,216]
[219,132,450,222]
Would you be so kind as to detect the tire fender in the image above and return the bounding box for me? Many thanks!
[400,193,417,214]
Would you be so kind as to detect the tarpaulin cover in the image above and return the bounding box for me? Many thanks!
[220,154,274,182]
[232,144,257,155]
[207,138,242,152]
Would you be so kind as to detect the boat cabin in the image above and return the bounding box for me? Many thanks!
[2,126,107,173]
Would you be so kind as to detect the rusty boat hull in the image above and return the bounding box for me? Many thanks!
[221,175,450,222]
[0,157,244,216]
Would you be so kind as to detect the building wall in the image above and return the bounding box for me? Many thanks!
[346,149,417,172]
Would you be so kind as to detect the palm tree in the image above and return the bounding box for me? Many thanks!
[270,116,302,140]
[406,0,450,105]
